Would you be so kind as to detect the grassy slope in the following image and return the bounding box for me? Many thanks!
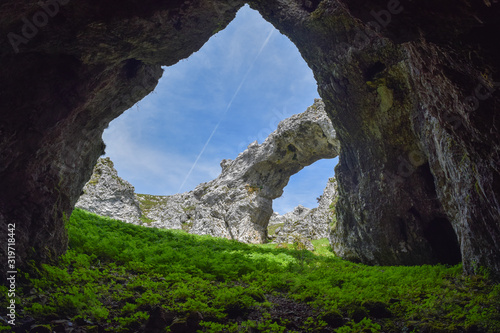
[1,209,499,332]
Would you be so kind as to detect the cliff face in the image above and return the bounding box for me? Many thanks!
[1,0,499,278]
[76,99,339,243]
[0,0,244,271]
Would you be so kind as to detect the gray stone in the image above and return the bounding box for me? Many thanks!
[144,100,336,242]
[271,178,338,244]
[1,0,499,278]
[75,158,142,224]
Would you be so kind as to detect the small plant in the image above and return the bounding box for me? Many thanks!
[336,318,381,333]
[257,313,288,333]
[302,316,328,332]
[139,215,154,225]
[245,184,262,195]
[182,205,196,212]
[199,321,239,332]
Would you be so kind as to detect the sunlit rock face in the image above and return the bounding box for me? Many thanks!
[75,158,142,224]
[1,0,499,278]
[177,99,339,243]
[270,177,337,244]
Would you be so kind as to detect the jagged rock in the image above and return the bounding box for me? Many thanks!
[1,0,499,278]
[75,158,142,224]
[270,178,337,244]
[135,193,199,231]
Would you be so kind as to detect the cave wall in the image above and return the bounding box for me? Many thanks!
[0,0,245,272]
[247,0,500,275]
[1,0,499,277]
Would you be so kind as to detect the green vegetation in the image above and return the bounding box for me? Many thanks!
[139,215,154,225]
[1,209,499,332]
[182,205,196,212]
[136,193,169,216]
[329,178,339,228]
[268,223,285,236]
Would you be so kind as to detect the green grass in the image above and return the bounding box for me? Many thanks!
[268,223,285,236]
[1,209,499,332]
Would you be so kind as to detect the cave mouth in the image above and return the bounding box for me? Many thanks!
[423,217,462,265]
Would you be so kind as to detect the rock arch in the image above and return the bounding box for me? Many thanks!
[1,0,499,278]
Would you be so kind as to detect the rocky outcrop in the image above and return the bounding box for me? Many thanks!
[270,177,337,245]
[77,99,339,243]
[75,158,142,224]
[1,0,499,278]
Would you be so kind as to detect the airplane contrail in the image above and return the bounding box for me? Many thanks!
[178,28,275,193]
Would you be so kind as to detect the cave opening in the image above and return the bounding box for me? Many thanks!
[101,4,337,212]
[423,217,462,265]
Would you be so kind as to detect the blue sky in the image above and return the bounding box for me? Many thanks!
[102,5,339,214]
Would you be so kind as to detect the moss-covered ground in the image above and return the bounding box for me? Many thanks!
[1,209,499,332]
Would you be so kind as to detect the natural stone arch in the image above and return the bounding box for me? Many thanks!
[150,99,338,243]
[1,0,499,278]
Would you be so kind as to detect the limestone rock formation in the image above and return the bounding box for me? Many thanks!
[270,177,337,245]
[75,158,142,224]
[135,194,192,231]
[77,99,339,243]
[1,0,499,278]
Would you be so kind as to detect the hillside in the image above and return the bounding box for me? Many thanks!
[1,209,499,332]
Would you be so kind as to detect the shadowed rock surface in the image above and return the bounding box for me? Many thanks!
[1,0,499,278]
[76,99,339,243]
[0,0,244,272]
